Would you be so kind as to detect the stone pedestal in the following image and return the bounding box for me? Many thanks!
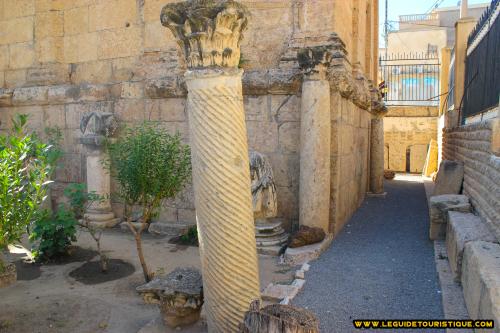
[84,150,119,228]
[298,48,332,232]
[255,219,289,255]
[369,116,385,195]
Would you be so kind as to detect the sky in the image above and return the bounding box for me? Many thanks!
[378,0,490,46]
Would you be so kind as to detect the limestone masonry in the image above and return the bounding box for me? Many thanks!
[0,0,383,238]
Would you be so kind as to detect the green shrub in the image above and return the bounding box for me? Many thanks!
[180,226,198,246]
[30,206,77,260]
[107,122,191,281]
[0,115,60,271]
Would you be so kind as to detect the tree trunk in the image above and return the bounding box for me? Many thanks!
[239,301,319,333]
[134,231,150,282]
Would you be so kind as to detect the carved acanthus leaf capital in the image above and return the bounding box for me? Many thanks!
[161,0,249,69]
[297,46,334,79]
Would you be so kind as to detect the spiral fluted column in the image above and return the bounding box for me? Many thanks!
[185,68,260,332]
[161,1,259,332]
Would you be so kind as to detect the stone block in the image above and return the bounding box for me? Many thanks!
[144,21,175,51]
[461,241,500,326]
[12,86,48,105]
[35,11,63,38]
[64,33,98,63]
[4,69,27,88]
[243,95,267,122]
[43,105,65,128]
[144,0,174,22]
[36,37,64,63]
[446,211,497,280]
[261,283,299,302]
[63,6,88,35]
[72,61,112,84]
[4,0,35,18]
[284,234,333,265]
[433,160,465,196]
[97,27,142,60]
[27,64,69,86]
[114,99,145,122]
[278,122,300,153]
[155,98,186,122]
[35,0,65,12]
[9,42,35,69]
[120,81,143,99]
[111,57,136,82]
[177,209,196,224]
[145,77,185,99]
[157,206,177,223]
[0,46,9,70]
[295,270,305,280]
[0,17,33,45]
[89,0,137,32]
[271,95,300,122]
[148,222,195,236]
[429,194,471,240]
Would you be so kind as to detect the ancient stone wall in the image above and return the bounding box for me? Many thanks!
[443,120,500,241]
[0,0,380,234]
[384,106,438,172]
[330,93,372,234]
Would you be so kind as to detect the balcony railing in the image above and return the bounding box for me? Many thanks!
[399,13,439,22]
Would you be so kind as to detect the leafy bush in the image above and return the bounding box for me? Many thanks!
[180,226,198,246]
[107,122,191,281]
[30,206,77,260]
[0,115,60,271]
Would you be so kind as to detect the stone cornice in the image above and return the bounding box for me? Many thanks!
[161,0,249,69]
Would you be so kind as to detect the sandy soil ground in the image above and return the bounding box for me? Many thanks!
[0,228,294,333]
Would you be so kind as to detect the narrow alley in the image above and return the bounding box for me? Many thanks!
[294,176,444,332]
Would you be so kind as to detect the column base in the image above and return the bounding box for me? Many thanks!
[366,192,387,198]
[84,212,121,228]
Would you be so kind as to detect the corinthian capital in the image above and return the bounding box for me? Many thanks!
[297,46,333,79]
[161,0,249,69]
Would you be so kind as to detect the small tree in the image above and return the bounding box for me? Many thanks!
[63,183,109,272]
[107,122,191,282]
[0,115,60,272]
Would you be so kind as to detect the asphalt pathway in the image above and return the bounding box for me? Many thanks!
[293,176,444,332]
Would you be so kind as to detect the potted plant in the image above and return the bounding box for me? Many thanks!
[0,115,60,287]
[106,122,191,282]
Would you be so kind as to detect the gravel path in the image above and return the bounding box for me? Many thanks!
[293,176,444,332]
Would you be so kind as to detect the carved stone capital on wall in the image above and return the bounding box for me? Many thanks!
[160,0,249,69]
[79,112,118,148]
[297,46,333,80]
